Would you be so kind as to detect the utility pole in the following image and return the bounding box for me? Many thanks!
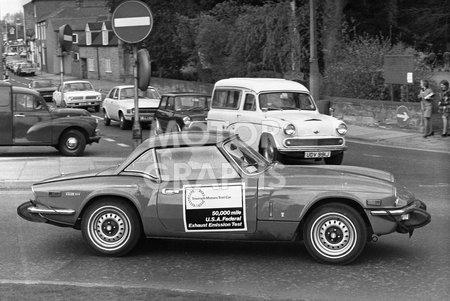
[309,0,320,101]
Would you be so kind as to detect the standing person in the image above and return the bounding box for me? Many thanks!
[438,80,450,137]
[418,80,435,138]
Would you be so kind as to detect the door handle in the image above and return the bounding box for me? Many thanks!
[14,114,25,117]
[161,188,180,195]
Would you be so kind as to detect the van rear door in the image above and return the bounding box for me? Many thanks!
[0,83,13,145]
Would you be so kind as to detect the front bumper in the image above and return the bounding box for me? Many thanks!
[66,100,101,108]
[370,200,431,235]
[17,201,75,224]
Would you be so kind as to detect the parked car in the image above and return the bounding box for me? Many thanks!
[15,62,36,76]
[17,131,430,264]
[153,92,210,133]
[207,78,348,164]
[0,81,99,156]
[28,79,57,102]
[53,80,102,112]
[102,85,161,130]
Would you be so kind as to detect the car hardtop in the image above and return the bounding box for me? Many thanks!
[119,131,234,170]
[214,78,309,94]
[30,79,55,88]
[63,80,93,85]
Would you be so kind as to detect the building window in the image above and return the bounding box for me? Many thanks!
[72,33,78,44]
[104,59,112,73]
[73,52,80,61]
[87,58,95,72]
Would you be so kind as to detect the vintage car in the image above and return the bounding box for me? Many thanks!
[17,132,430,264]
[153,92,210,133]
[0,81,99,156]
[103,85,161,130]
[28,79,58,102]
[53,80,102,112]
[207,78,348,164]
[15,62,36,76]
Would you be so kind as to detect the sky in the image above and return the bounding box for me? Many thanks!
[0,0,30,19]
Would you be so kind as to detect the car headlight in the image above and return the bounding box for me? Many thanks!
[283,124,296,135]
[127,108,134,114]
[67,96,73,101]
[183,116,192,125]
[336,123,348,135]
[97,95,101,100]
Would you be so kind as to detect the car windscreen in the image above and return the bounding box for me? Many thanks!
[259,92,316,111]
[222,139,270,175]
[174,96,210,111]
[121,87,160,99]
[64,82,94,92]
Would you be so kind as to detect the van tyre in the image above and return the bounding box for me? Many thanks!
[260,137,281,162]
[81,198,142,256]
[59,129,86,156]
[303,203,367,265]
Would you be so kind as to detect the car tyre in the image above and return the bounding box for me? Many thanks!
[103,110,111,126]
[324,152,344,165]
[59,129,86,156]
[119,113,131,130]
[260,137,281,162]
[94,105,100,113]
[303,203,367,265]
[81,198,142,256]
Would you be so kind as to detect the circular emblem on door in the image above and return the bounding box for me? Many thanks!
[187,189,206,208]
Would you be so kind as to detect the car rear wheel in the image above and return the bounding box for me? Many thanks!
[324,152,344,165]
[260,137,281,162]
[81,199,142,256]
[103,110,111,126]
[119,113,131,130]
[303,203,367,265]
[59,129,86,156]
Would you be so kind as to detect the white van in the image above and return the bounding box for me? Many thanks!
[207,78,348,164]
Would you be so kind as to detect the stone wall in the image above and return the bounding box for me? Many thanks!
[327,96,425,129]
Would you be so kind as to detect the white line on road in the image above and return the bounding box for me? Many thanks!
[117,143,131,148]
[103,138,116,142]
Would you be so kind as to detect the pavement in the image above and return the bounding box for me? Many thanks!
[1,72,449,190]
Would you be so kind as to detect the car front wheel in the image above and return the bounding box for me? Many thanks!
[59,129,86,156]
[260,137,281,162]
[119,113,131,130]
[303,203,367,265]
[81,199,142,256]
[103,110,111,126]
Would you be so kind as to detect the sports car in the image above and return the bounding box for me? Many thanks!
[17,132,430,264]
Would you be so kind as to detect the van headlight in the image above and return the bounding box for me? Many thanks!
[283,124,296,135]
[183,116,192,125]
[336,123,347,135]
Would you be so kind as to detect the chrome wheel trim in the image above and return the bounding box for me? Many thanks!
[65,137,79,150]
[87,206,131,251]
[310,212,357,259]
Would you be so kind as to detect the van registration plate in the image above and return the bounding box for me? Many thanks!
[305,151,331,158]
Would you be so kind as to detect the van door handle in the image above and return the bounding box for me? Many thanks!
[14,114,25,117]
[161,188,180,195]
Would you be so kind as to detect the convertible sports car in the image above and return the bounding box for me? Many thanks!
[17,132,430,264]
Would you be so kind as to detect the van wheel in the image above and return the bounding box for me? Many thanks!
[260,137,281,162]
[59,129,86,156]
[324,152,344,165]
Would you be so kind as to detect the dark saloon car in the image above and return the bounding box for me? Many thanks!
[29,79,58,102]
[153,92,210,133]
[17,132,430,264]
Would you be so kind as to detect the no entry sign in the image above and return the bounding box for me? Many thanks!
[58,24,73,52]
[112,0,153,44]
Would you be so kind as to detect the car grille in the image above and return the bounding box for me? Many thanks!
[284,138,344,147]
[85,96,98,100]
[139,108,157,114]
[71,96,84,100]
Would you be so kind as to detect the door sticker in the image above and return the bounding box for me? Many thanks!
[183,183,247,232]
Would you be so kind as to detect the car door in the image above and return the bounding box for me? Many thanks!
[104,88,118,121]
[155,145,257,238]
[208,89,242,133]
[157,96,175,132]
[0,84,13,145]
[13,93,52,144]
[234,93,262,150]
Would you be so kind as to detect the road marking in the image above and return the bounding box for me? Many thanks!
[418,183,448,188]
[93,115,103,120]
[103,138,116,142]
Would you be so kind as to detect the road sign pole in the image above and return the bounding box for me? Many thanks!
[132,44,142,147]
[60,46,65,107]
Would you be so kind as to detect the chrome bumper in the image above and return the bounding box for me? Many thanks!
[17,201,75,224]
